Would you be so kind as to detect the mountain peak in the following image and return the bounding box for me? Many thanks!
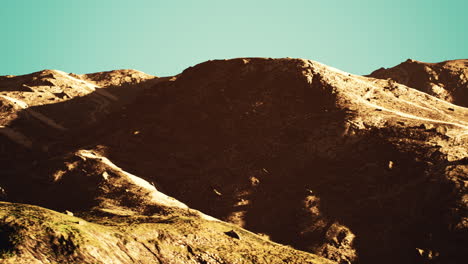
[369,59,468,106]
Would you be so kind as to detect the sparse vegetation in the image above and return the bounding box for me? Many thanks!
[0,202,333,264]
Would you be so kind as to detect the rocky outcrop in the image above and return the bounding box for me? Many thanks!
[369,59,468,107]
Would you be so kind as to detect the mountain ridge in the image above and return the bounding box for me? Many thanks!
[0,57,467,264]
[369,58,468,107]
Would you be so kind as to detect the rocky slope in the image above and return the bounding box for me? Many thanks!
[95,58,468,264]
[0,58,467,264]
[369,59,468,107]
[1,202,331,264]
[0,151,329,264]
[0,68,333,264]
[0,69,157,149]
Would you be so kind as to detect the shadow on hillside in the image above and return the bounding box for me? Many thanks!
[0,60,465,264]
[0,76,162,206]
[76,59,464,264]
[242,127,461,264]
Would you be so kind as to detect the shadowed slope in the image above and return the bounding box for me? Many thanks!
[96,58,467,264]
[0,66,334,264]
[0,58,467,264]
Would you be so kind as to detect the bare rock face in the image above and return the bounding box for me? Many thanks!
[369,59,468,107]
[0,58,467,264]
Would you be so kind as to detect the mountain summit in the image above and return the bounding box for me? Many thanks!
[369,59,468,107]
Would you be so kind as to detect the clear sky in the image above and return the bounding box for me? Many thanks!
[1,0,467,76]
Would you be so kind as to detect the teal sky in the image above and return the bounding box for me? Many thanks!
[1,0,467,76]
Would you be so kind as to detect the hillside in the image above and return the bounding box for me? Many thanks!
[369,59,468,107]
[0,67,333,264]
[1,58,467,264]
[0,202,332,264]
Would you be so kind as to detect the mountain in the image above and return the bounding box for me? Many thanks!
[0,67,333,264]
[0,58,467,264]
[369,59,468,107]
